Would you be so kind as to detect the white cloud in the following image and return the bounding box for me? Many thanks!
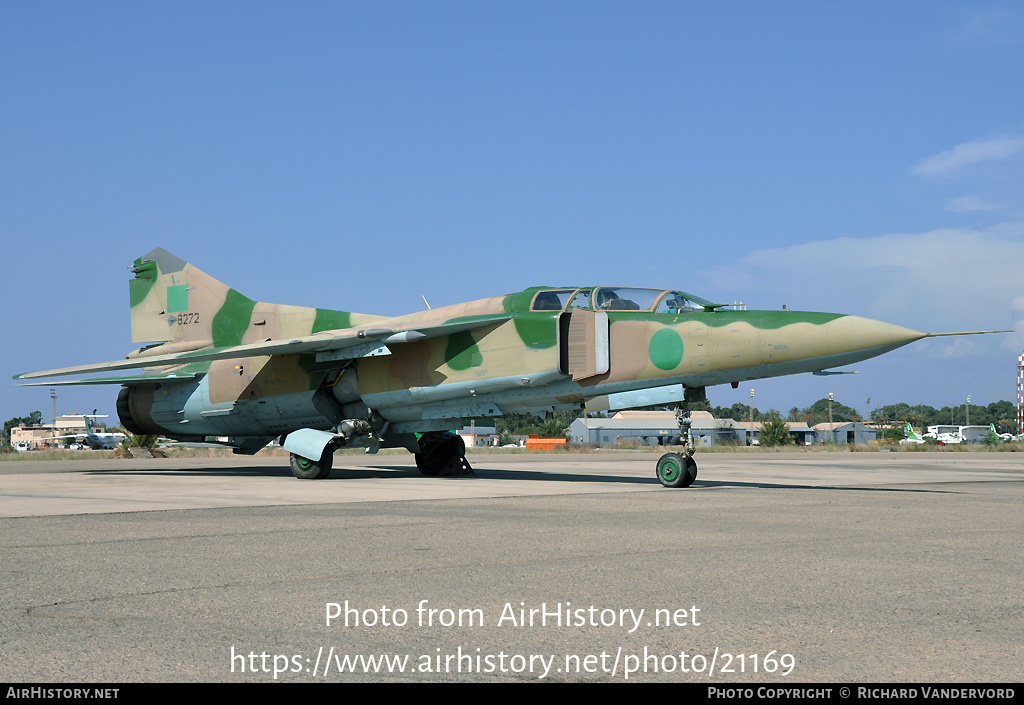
[939,338,977,358]
[912,137,1024,177]
[692,226,1024,413]
[697,224,1024,339]
[945,195,1004,213]
[1009,296,1024,353]
[945,8,1024,48]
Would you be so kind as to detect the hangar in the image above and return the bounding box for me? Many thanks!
[569,412,869,447]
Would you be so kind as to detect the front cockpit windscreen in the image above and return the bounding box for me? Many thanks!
[655,292,702,314]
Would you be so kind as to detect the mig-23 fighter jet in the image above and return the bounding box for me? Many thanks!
[15,248,1007,487]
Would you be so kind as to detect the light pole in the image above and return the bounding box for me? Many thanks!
[749,388,755,445]
[965,395,970,427]
[828,392,834,444]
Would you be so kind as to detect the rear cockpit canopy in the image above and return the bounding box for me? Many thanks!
[529,287,714,313]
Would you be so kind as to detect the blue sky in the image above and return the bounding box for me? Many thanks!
[3,2,1023,426]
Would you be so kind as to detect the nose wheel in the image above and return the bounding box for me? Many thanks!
[656,452,697,488]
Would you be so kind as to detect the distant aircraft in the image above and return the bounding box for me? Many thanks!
[899,422,926,445]
[14,248,1010,487]
[923,425,962,445]
[989,423,1013,442]
[23,414,126,450]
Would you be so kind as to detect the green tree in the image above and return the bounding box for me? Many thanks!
[986,400,1017,434]
[497,410,579,437]
[538,417,568,439]
[804,398,859,422]
[687,399,713,413]
[759,413,791,447]
[871,403,939,428]
[712,402,763,422]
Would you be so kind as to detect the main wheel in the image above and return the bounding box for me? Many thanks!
[415,433,466,476]
[656,452,697,488]
[414,451,440,476]
[290,450,333,480]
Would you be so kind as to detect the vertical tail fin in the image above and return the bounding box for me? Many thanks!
[128,248,389,353]
[903,422,922,441]
[129,248,251,347]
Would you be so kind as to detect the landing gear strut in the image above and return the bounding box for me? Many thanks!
[415,432,474,476]
[657,386,704,488]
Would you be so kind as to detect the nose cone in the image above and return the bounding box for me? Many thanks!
[826,315,926,357]
[752,313,927,378]
[754,313,926,375]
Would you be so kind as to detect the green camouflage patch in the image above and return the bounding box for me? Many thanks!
[212,289,257,348]
[445,331,483,371]
[166,285,189,313]
[649,328,684,370]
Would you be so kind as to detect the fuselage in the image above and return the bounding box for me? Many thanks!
[117,286,926,445]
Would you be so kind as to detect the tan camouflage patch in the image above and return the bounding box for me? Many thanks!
[243,304,318,344]
[208,355,320,404]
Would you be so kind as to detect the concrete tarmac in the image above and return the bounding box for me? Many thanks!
[1,450,1022,682]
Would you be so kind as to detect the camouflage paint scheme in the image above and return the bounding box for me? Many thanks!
[17,248,931,463]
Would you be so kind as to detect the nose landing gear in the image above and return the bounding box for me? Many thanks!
[656,452,697,488]
[656,386,703,488]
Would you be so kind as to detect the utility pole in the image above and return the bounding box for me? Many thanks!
[965,395,970,427]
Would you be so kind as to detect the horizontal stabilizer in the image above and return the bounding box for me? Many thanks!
[15,369,205,386]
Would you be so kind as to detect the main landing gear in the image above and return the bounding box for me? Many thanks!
[656,386,704,488]
[290,449,333,480]
[415,431,474,476]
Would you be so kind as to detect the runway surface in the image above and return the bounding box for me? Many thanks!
[2,450,1022,682]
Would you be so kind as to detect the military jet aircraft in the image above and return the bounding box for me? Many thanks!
[14,248,1008,487]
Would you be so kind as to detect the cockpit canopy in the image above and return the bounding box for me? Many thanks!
[529,287,716,313]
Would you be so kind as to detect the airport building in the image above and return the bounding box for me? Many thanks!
[569,411,734,447]
[10,415,92,449]
[570,412,870,447]
[812,421,877,445]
